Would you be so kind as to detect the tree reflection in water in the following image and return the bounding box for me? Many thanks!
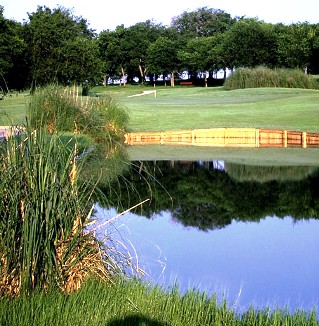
[100,161,319,231]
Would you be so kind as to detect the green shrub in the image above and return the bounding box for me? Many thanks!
[224,67,319,90]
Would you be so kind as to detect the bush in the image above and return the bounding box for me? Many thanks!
[224,67,319,90]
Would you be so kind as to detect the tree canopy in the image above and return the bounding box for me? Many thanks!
[1,4,319,91]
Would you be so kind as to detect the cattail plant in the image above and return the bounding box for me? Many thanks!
[0,128,124,296]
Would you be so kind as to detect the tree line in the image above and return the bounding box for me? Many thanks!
[1,5,319,91]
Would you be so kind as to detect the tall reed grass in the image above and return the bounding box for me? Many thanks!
[224,66,319,90]
[28,85,130,185]
[0,129,127,296]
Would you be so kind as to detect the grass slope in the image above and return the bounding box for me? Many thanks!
[94,85,319,165]
[1,279,317,326]
[1,86,318,165]
[127,145,319,166]
[93,86,319,133]
[0,93,29,125]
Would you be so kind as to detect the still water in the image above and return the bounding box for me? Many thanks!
[96,161,319,313]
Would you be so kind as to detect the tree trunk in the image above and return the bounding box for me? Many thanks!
[103,74,109,87]
[121,67,126,86]
[139,63,144,84]
[170,71,175,87]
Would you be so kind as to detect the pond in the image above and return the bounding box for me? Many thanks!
[95,161,319,313]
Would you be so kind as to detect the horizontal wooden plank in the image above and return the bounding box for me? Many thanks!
[124,128,319,148]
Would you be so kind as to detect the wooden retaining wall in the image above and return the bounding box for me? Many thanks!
[124,128,319,149]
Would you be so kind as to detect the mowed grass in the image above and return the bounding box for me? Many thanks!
[0,93,30,125]
[127,145,319,166]
[2,86,319,132]
[93,85,319,133]
[93,85,319,165]
[1,86,319,165]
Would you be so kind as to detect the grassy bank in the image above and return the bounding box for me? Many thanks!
[2,86,318,165]
[92,86,319,133]
[2,87,318,134]
[92,85,319,165]
[0,93,29,125]
[0,278,317,326]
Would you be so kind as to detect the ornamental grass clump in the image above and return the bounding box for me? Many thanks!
[0,128,124,296]
[28,85,130,185]
[224,66,319,90]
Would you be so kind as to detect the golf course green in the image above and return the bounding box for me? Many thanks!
[94,85,319,165]
[1,85,319,165]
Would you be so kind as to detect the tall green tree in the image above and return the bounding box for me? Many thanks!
[124,21,165,83]
[309,24,319,74]
[23,6,102,90]
[178,34,226,84]
[276,22,318,71]
[0,6,26,91]
[170,7,235,39]
[147,36,182,87]
[221,19,277,69]
[98,26,127,85]
[98,21,164,84]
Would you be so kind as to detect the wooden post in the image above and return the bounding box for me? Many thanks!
[302,132,307,148]
[192,130,195,145]
[255,128,259,147]
[284,130,288,147]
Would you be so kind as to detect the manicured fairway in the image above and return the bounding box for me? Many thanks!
[93,86,319,133]
[1,86,318,133]
[0,93,29,125]
[91,85,319,165]
[1,86,318,165]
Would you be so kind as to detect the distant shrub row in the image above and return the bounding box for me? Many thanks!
[224,67,319,90]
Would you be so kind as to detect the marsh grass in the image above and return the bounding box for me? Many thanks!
[29,85,128,141]
[0,278,317,325]
[0,128,127,296]
[28,85,130,186]
[224,67,319,90]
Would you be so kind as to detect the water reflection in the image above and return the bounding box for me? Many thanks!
[103,161,319,231]
[96,161,319,312]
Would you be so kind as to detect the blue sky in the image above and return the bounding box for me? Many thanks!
[2,0,319,32]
